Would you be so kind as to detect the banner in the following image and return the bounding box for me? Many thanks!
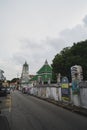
[61,77,70,101]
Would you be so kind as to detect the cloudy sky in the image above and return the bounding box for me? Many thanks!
[0,0,87,80]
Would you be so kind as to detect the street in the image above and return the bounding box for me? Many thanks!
[2,90,87,130]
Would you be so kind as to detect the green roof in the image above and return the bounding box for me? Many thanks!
[30,60,52,82]
[30,73,52,82]
[37,60,52,74]
[40,73,52,82]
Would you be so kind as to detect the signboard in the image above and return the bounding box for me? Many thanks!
[61,77,70,101]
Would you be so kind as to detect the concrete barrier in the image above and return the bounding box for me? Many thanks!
[29,83,87,109]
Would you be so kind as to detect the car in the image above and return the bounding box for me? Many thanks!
[0,86,7,97]
[22,87,28,94]
[6,87,11,94]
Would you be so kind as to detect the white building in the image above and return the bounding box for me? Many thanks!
[21,61,29,85]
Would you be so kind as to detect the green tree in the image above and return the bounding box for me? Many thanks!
[10,78,19,83]
[52,40,87,82]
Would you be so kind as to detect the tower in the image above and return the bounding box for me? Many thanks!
[21,61,29,85]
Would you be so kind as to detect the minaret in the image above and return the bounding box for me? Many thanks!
[21,61,29,84]
[22,61,29,77]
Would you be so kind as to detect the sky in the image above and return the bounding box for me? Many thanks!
[0,0,87,80]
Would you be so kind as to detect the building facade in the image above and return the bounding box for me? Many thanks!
[31,60,52,85]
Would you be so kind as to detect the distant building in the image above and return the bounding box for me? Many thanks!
[31,60,52,85]
[21,61,29,85]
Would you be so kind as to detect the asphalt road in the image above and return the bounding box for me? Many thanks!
[4,90,87,130]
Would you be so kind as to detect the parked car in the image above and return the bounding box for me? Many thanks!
[6,87,11,94]
[0,86,7,97]
[22,87,28,94]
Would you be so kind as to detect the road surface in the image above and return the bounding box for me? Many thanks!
[3,90,87,130]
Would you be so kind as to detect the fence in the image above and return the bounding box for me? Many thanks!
[28,82,87,109]
[79,81,87,108]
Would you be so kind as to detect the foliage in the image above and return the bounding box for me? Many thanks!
[51,40,87,82]
[10,78,19,83]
